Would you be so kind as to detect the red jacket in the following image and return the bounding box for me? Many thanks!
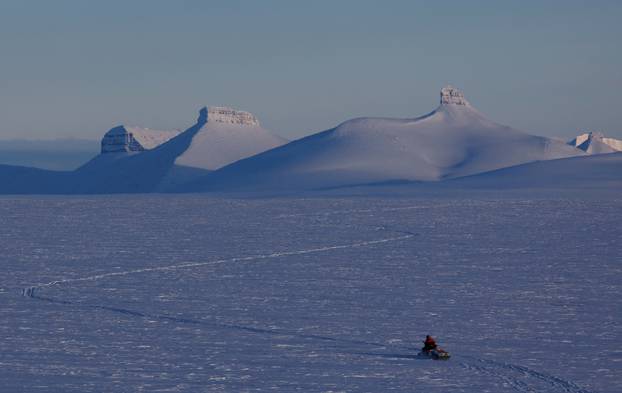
[424,337,437,348]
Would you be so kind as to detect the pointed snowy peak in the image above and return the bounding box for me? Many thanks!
[440,85,468,106]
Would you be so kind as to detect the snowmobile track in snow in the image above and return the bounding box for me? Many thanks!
[29,290,596,393]
[20,225,420,362]
[460,357,595,393]
[17,208,598,393]
[22,231,415,297]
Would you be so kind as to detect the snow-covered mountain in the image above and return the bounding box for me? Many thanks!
[73,106,287,192]
[174,106,288,170]
[568,132,622,154]
[444,152,622,191]
[6,93,620,195]
[83,106,286,173]
[0,106,287,194]
[184,86,583,192]
[101,126,180,153]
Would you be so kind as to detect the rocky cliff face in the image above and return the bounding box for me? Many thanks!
[204,107,259,126]
[440,85,467,106]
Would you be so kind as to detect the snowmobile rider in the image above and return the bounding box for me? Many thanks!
[422,335,438,352]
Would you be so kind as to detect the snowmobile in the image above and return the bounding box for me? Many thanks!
[417,348,451,360]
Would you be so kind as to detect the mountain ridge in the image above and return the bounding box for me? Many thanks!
[181,86,583,192]
[3,88,618,195]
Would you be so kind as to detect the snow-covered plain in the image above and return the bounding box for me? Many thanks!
[1,195,620,392]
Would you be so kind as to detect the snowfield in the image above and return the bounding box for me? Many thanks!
[1,195,620,392]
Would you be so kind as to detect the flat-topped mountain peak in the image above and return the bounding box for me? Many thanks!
[440,85,468,106]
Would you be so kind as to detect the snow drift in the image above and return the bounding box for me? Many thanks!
[183,86,583,192]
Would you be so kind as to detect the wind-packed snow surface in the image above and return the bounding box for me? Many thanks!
[186,86,583,192]
[1,195,620,392]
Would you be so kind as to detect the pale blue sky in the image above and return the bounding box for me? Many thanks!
[0,0,620,140]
